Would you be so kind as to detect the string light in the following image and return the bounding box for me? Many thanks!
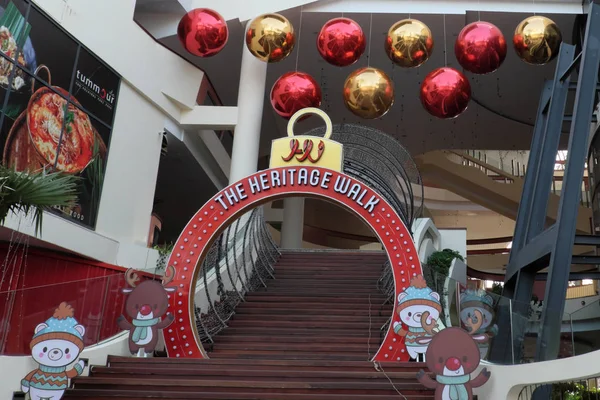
[443,14,448,66]
[294,5,304,71]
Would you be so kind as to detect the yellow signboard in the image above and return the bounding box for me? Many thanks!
[269,108,344,172]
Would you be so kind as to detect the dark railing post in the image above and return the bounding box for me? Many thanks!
[492,2,600,363]
[537,4,600,361]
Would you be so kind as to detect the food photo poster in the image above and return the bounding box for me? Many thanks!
[0,0,120,229]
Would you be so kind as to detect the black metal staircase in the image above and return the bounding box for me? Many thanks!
[491,2,600,363]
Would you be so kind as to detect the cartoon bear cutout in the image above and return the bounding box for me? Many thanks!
[459,289,498,360]
[417,327,491,400]
[117,266,176,357]
[393,274,442,362]
[21,302,86,400]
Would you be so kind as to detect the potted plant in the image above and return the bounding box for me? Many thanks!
[0,166,78,234]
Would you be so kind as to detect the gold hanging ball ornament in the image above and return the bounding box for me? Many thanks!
[245,13,295,63]
[343,67,394,119]
[513,16,562,65]
[385,19,434,68]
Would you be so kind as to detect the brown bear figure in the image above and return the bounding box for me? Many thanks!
[416,327,491,400]
[117,267,176,357]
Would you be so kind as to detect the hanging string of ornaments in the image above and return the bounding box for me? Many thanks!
[177,9,563,120]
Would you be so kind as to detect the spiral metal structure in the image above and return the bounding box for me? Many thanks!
[194,208,280,347]
[305,123,424,230]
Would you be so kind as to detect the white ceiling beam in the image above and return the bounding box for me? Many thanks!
[182,130,229,189]
[134,11,183,39]
[179,105,238,130]
[303,0,587,14]
[163,117,185,141]
[198,130,231,179]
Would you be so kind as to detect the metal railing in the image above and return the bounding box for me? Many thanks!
[193,207,280,346]
[376,262,600,365]
[305,123,424,231]
[566,283,598,299]
[450,150,591,208]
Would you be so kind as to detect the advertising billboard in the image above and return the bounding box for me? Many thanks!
[0,0,120,229]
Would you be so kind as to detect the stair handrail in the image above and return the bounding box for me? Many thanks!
[447,150,519,182]
[304,123,424,230]
[449,150,591,208]
[193,207,280,345]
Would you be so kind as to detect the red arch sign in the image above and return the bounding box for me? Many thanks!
[163,165,423,362]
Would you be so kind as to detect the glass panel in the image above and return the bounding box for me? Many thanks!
[0,78,62,173]
[47,106,110,228]
[0,273,126,355]
[569,298,600,357]
[4,69,69,172]
[425,271,510,362]
[72,46,119,126]
[20,3,78,91]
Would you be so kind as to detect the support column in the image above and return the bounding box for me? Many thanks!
[228,21,268,184]
[280,197,305,249]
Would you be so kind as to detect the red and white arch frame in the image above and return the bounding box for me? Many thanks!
[163,165,423,362]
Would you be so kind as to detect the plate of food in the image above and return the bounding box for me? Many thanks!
[4,106,106,174]
[2,109,46,171]
[26,69,100,174]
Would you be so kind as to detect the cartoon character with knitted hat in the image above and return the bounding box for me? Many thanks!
[21,302,86,400]
[393,275,442,362]
[460,289,498,359]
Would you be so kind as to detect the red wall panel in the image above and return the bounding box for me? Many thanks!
[0,244,152,355]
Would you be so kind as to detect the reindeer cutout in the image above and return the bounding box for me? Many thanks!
[117,266,176,357]
[417,327,491,399]
[459,289,498,360]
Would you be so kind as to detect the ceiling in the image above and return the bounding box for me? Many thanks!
[135,1,579,159]
[133,1,585,253]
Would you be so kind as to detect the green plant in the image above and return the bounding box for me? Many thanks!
[491,282,503,296]
[153,242,175,275]
[0,166,78,235]
[83,137,105,223]
[552,382,600,399]
[424,249,464,320]
[426,249,464,278]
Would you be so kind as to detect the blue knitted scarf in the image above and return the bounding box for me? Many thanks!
[436,374,469,400]
[132,318,160,342]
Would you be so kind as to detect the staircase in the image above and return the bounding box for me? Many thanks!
[63,251,435,399]
[416,150,592,234]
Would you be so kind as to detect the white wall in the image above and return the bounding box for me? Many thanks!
[34,0,203,118]
[439,228,468,262]
[25,0,210,251]
[95,83,163,246]
[0,0,208,265]
[564,295,600,320]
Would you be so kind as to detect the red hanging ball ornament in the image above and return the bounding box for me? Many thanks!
[317,17,366,67]
[455,21,507,74]
[270,72,322,119]
[420,67,471,119]
[177,8,228,57]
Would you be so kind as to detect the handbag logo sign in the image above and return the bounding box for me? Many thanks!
[270,107,344,172]
[282,138,325,163]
